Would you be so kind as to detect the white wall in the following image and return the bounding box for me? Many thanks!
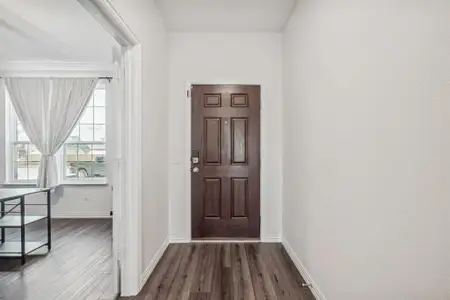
[168,33,283,242]
[282,1,450,299]
[0,82,5,185]
[110,0,169,284]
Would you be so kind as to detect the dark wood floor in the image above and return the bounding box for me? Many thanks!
[123,243,316,300]
[0,219,114,300]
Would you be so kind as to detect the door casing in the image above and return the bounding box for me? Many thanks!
[185,81,264,241]
[78,0,143,296]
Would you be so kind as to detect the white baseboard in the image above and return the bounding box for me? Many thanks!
[191,239,260,243]
[261,236,282,243]
[169,237,191,244]
[52,212,112,219]
[282,237,328,300]
[140,237,169,289]
[170,237,282,243]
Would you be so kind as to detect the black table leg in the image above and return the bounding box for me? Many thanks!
[20,196,25,265]
[47,190,51,251]
[1,202,4,244]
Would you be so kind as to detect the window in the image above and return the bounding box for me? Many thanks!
[64,86,106,180]
[6,84,106,183]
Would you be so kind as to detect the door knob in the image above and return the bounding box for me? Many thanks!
[191,167,199,173]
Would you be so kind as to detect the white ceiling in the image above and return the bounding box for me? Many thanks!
[155,0,297,32]
[0,0,118,63]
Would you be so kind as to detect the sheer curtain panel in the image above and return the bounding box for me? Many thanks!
[5,78,99,188]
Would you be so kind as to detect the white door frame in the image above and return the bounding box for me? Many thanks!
[121,45,143,295]
[184,81,269,242]
[78,0,143,296]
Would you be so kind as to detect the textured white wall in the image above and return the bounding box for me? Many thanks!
[168,33,283,242]
[110,0,169,280]
[282,1,450,299]
[0,82,5,185]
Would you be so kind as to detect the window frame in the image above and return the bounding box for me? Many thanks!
[62,85,107,183]
[63,141,106,182]
[4,84,108,186]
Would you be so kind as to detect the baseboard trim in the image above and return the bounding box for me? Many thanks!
[169,237,191,244]
[282,237,328,300]
[170,238,279,244]
[191,239,261,243]
[140,237,169,289]
[261,236,282,243]
[52,212,112,219]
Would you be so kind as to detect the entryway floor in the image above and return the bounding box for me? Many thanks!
[123,243,316,300]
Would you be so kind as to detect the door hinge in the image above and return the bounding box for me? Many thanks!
[187,89,190,98]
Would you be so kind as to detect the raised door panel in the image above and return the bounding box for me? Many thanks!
[204,94,222,107]
[231,118,248,164]
[204,178,221,219]
[204,118,221,165]
[231,94,249,107]
[231,178,248,219]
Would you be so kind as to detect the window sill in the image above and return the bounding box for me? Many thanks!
[60,179,108,187]
[1,183,37,188]
[1,179,108,188]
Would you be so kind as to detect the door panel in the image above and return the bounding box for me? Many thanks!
[204,118,222,165]
[231,178,248,218]
[231,118,248,164]
[203,178,222,218]
[191,85,260,238]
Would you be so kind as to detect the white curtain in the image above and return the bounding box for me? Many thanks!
[5,78,99,188]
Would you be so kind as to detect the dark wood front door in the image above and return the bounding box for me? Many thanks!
[191,85,261,238]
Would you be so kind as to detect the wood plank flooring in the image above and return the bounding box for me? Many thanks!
[123,243,316,300]
[0,219,114,300]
